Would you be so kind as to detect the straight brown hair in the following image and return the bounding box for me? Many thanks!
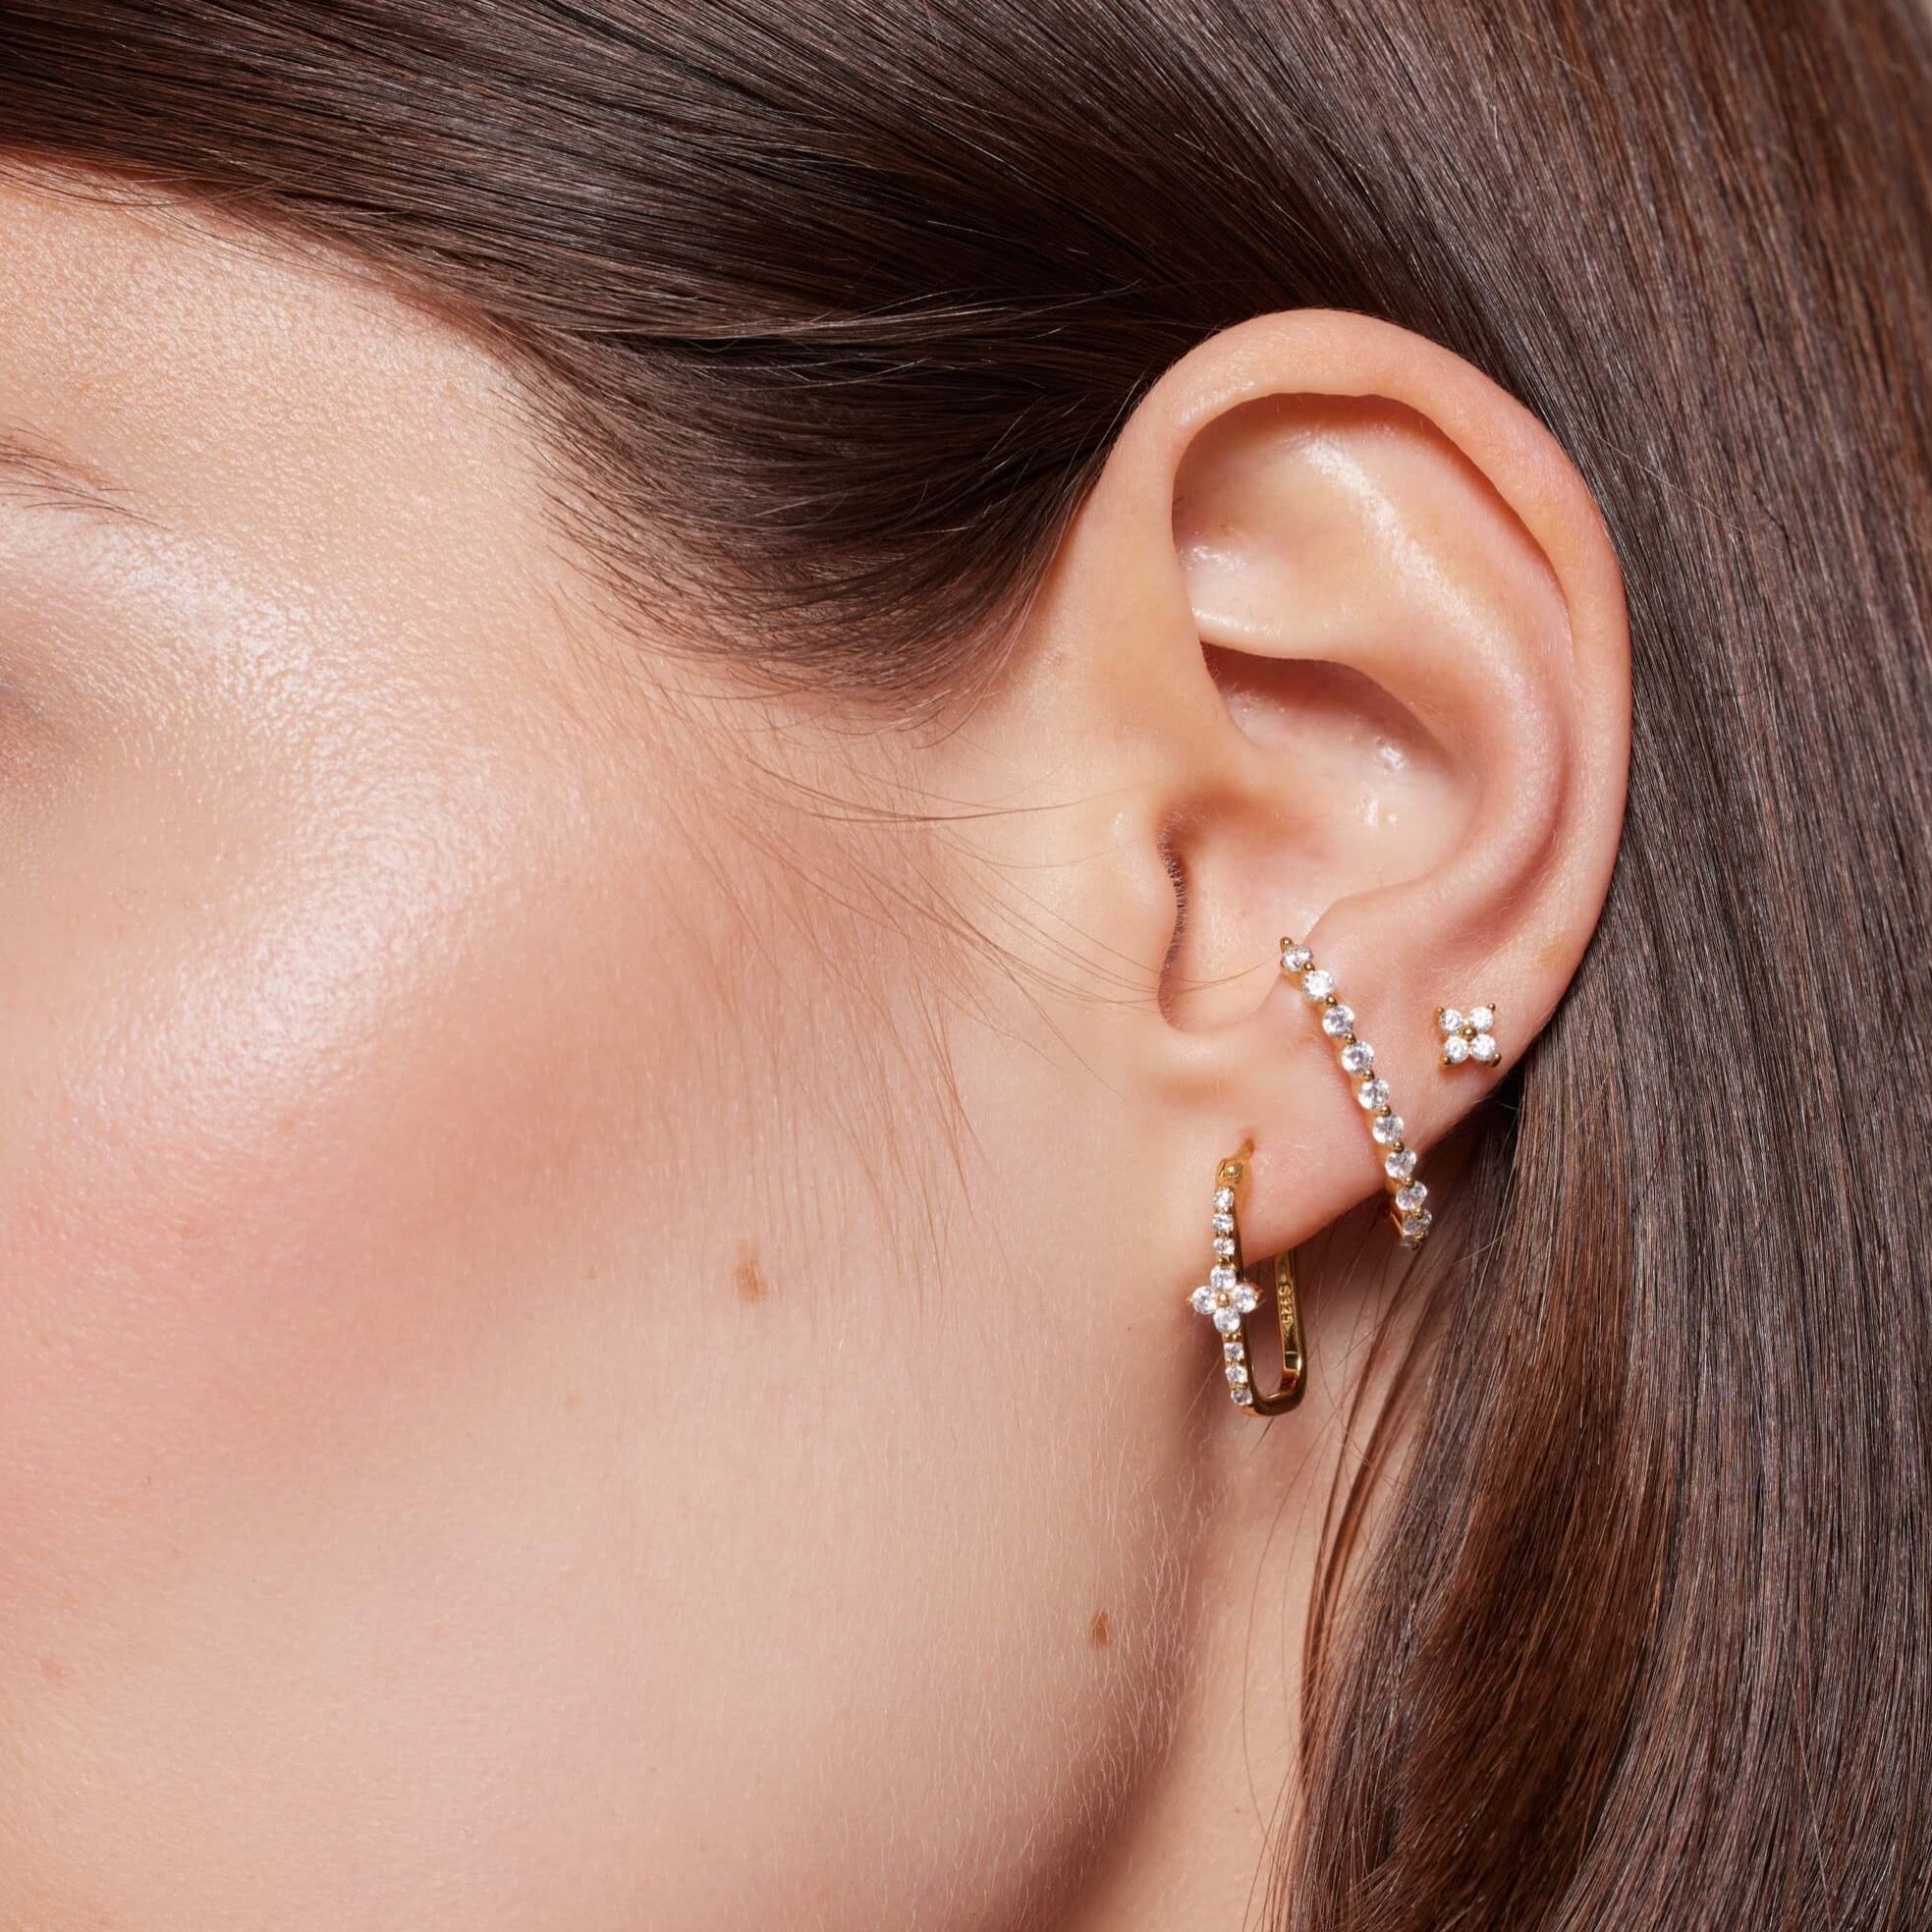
[2,2,1927,1923]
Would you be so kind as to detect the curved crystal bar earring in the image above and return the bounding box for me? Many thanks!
[1186,1141,1305,1412]
[1280,936,1434,1246]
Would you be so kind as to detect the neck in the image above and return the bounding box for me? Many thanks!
[1060,1217,1425,1931]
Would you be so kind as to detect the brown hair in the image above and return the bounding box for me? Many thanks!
[3,1,1927,1923]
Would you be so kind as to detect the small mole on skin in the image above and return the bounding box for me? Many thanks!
[1089,1610,1113,1650]
[735,1243,768,1304]
[37,1653,68,1684]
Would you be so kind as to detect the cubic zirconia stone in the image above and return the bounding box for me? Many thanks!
[1356,1076,1391,1111]
[1400,1209,1434,1244]
[1213,1186,1235,1213]
[1396,1182,1428,1213]
[1341,1041,1375,1074]
[1300,968,1334,1001]
[1471,1032,1500,1064]
[1223,1340,1244,1361]
[1385,1146,1417,1181]
[1320,1002,1355,1037]
[1437,1006,1463,1033]
[1189,1285,1215,1315]
[1210,1263,1237,1292]
[1282,945,1313,972]
[1226,1360,1250,1386]
[1213,1235,1236,1260]
[1468,1005,1495,1032]
[1213,1305,1242,1336]
[1231,1382,1256,1407]
[1371,1112,1405,1145]
[1442,1034,1470,1064]
[1234,1282,1259,1314]
[1211,1211,1235,1236]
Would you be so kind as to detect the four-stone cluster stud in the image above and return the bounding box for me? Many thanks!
[1281,938,1434,1248]
[1437,1003,1500,1067]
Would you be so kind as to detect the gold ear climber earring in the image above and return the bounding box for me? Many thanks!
[1187,1142,1305,1411]
[1280,937,1434,1247]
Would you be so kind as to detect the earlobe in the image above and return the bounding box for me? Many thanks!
[1012,310,1629,1264]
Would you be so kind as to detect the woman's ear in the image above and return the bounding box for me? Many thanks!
[947,310,1628,1265]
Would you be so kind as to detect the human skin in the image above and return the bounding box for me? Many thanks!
[0,171,1627,1929]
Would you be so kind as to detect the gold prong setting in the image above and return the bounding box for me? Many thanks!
[1281,938,1434,1247]
[1437,1004,1500,1067]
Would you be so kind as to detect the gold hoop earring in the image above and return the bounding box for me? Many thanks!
[1187,1141,1305,1412]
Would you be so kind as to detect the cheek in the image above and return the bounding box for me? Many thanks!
[0,751,617,1540]
[0,686,715,1914]
[0,661,1199,1926]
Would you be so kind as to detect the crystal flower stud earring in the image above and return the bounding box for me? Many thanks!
[1437,1003,1500,1068]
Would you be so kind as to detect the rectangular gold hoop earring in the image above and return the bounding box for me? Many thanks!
[1187,1144,1305,1412]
